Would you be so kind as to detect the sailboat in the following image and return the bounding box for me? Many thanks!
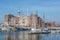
[41,11,50,34]
[29,11,50,34]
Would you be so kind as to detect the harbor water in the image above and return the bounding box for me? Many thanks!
[0,31,60,40]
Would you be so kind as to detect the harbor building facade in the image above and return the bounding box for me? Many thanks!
[45,21,56,27]
[4,12,42,28]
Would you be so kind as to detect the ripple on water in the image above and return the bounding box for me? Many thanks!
[40,33,60,40]
[0,31,60,40]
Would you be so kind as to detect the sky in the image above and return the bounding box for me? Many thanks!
[0,0,60,24]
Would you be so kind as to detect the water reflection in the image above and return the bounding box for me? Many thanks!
[3,31,60,40]
[4,31,40,40]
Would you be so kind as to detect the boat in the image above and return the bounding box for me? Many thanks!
[1,27,10,31]
[28,32,50,34]
[15,27,31,31]
[42,29,50,34]
[28,28,50,34]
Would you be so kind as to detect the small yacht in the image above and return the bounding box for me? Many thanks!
[1,27,10,31]
[29,28,50,34]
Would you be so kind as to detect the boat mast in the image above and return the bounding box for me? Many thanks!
[43,11,45,27]
[36,10,38,28]
[26,8,28,16]
[42,11,45,31]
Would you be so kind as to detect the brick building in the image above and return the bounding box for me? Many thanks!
[45,21,56,27]
[4,13,42,28]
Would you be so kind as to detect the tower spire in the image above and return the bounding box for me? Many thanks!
[18,9,20,17]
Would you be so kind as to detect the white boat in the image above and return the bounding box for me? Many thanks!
[29,28,50,34]
[31,28,41,32]
[1,27,10,31]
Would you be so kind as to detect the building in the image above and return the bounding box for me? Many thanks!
[45,21,56,27]
[31,14,42,28]
[4,11,42,28]
[18,16,32,27]
[4,14,14,25]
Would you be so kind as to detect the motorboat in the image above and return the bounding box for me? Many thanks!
[15,27,31,31]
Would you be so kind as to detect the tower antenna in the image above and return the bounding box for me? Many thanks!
[18,9,20,17]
